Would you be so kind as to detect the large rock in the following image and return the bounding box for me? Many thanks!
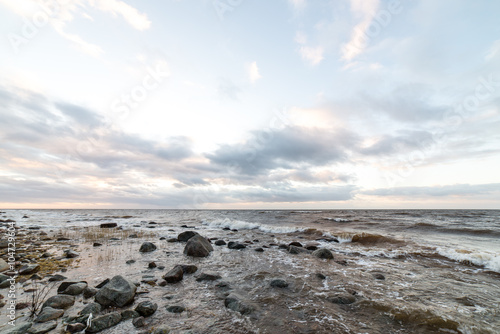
[27,321,57,334]
[42,295,75,309]
[3,322,32,334]
[95,275,136,307]
[139,242,157,253]
[177,231,199,242]
[86,312,122,333]
[135,301,158,317]
[312,248,334,259]
[79,302,101,316]
[163,265,184,283]
[35,307,64,323]
[183,235,213,257]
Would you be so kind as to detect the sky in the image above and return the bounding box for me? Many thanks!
[0,0,499,209]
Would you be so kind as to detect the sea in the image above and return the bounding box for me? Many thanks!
[1,209,499,333]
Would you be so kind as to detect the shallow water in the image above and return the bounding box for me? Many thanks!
[1,209,499,333]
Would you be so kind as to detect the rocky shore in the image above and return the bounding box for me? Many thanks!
[1,217,498,334]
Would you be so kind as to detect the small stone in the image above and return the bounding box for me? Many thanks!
[214,240,226,246]
[289,241,303,247]
[48,274,67,282]
[132,316,146,328]
[66,323,86,333]
[93,242,102,247]
[196,273,222,282]
[166,305,185,313]
[64,250,80,258]
[270,279,288,288]
[288,245,306,254]
[135,301,158,317]
[19,264,40,275]
[227,242,246,250]
[316,273,326,280]
[35,307,64,323]
[94,275,137,307]
[139,242,157,253]
[100,223,117,228]
[373,273,385,280]
[254,247,264,252]
[163,266,183,283]
[312,248,334,259]
[150,326,171,334]
[328,294,356,304]
[126,259,136,265]
[148,262,157,269]
[121,309,140,319]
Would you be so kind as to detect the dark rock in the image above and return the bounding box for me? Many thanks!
[95,278,109,289]
[312,248,334,259]
[132,316,145,328]
[166,305,185,313]
[180,264,198,274]
[327,294,356,304]
[270,279,289,288]
[19,264,40,275]
[121,309,140,319]
[83,286,98,298]
[86,312,122,333]
[456,296,475,306]
[57,237,71,241]
[227,241,246,250]
[177,231,199,242]
[29,274,42,280]
[27,321,57,334]
[126,260,136,265]
[95,275,137,307]
[316,273,326,280]
[222,227,231,230]
[183,235,213,257]
[148,262,157,269]
[254,247,264,252]
[42,295,75,309]
[225,294,255,315]
[66,323,86,333]
[278,244,289,250]
[289,241,303,247]
[373,273,385,280]
[158,280,167,287]
[214,240,226,246]
[167,238,178,243]
[64,250,79,258]
[196,273,221,282]
[139,242,157,253]
[163,265,184,283]
[80,302,101,316]
[2,322,32,334]
[100,223,117,228]
[35,307,64,323]
[93,243,102,247]
[288,245,307,254]
[135,301,158,317]
[305,244,319,251]
[58,281,87,295]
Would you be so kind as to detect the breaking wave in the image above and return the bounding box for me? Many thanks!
[201,218,305,234]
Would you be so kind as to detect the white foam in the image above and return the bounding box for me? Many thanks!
[322,217,351,222]
[201,218,305,234]
[436,247,500,273]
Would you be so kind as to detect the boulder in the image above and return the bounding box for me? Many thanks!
[79,302,101,316]
[163,266,184,283]
[35,307,64,323]
[227,242,246,250]
[135,301,158,317]
[183,235,213,257]
[42,295,75,309]
[58,281,87,295]
[177,231,199,242]
[19,264,40,275]
[312,248,334,259]
[95,275,136,307]
[139,242,157,253]
[2,322,32,334]
[86,312,122,333]
[83,286,98,299]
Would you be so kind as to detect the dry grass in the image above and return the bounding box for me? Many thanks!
[57,226,156,243]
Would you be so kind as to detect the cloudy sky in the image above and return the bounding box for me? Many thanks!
[0,0,499,209]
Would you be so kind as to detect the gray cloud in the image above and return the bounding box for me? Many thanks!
[363,183,500,197]
[360,130,435,156]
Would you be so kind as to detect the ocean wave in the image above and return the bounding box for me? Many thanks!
[435,247,500,273]
[330,232,405,246]
[201,218,305,234]
[321,217,351,222]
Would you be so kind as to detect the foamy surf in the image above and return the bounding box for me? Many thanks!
[435,247,500,273]
[202,218,305,234]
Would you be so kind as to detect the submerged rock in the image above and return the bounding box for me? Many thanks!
[270,279,289,288]
[95,275,136,307]
[327,294,356,305]
[225,294,255,315]
[312,248,334,259]
[373,273,385,280]
[196,273,222,282]
[166,305,185,313]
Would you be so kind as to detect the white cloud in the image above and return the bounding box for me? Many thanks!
[246,61,262,84]
[341,0,380,62]
[88,0,151,31]
[295,31,307,45]
[289,0,306,11]
[299,46,324,66]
